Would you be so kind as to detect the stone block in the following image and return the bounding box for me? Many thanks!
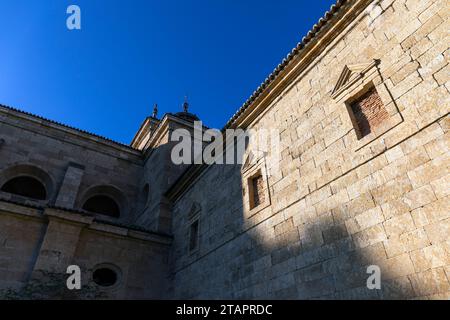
[403,185,437,210]
[380,275,416,299]
[407,154,449,188]
[296,275,335,299]
[322,224,349,244]
[430,173,450,199]
[424,218,450,244]
[345,206,384,235]
[383,212,416,237]
[353,224,387,249]
[378,253,416,280]
[410,242,450,272]
[371,175,413,205]
[408,268,450,297]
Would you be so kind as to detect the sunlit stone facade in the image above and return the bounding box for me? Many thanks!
[0,0,449,299]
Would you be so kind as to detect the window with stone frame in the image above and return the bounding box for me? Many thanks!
[249,172,265,210]
[348,86,389,139]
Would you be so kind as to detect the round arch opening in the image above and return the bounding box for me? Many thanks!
[82,195,121,218]
[1,176,47,200]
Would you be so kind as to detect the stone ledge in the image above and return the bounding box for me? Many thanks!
[0,199,43,218]
[44,207,94,225]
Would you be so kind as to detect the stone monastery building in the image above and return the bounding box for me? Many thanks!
[0,0,449,299]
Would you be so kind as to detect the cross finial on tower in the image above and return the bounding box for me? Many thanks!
[183,96,189,113]
[152,103,158,118]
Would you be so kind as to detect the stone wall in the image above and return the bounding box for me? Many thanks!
[137,116,206,233]
[0,204,46,291]
[0,200,172,299]
[0,105,145,224]
[0,107,172,298]
[0,0,448,300]
[169,0,449,299]
[72,225,171,299]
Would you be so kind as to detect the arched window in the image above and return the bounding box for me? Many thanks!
[1,176,47,200]
[82,195,120,218]
[79,185,127,218]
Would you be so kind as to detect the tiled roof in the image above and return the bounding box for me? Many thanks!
[224,0,348,128]
[0,103,137,150]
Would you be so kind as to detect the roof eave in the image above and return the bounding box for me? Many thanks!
[224,0,372,130]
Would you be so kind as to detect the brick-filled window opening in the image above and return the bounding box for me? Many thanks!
[349,87,389,139]
[189,220,199,252]
[249,173,265,209]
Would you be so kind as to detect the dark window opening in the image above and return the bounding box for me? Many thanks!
[189,220,199,252]
[349,87,389,139]
[249,174,265,209]
[142,184,150,207]
[93,268,118,287]
[1,176,47,200]
[82,195,120,218]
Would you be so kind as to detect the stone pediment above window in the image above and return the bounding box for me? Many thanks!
[240,150,271,218]
[330,58,404,152]
[188,201,201,220]
[242,151,255,172]
[242,149,269,174]
[332,59,380,99]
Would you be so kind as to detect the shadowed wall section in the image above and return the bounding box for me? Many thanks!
[168,0,449,299]
[0,0,448,299]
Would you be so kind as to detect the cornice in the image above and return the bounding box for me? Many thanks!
[225,0,374,130]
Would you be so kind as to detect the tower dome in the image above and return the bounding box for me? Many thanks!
[174,97,200,122]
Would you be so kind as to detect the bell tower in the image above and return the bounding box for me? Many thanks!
[131,98,205,233]
[130,104,161,150]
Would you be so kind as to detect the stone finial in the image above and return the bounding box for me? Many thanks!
[152,104,158,118]
[183,96,189,113]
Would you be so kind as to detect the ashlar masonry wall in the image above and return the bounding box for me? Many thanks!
[169,0,449,299]
[0,107,172,298]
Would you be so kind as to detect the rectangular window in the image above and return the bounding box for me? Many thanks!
[189,220,199,252]
[349,87,389,139]
[249,173,265,209]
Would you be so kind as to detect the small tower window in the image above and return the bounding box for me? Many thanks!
[142,184,150,207]
[349,87,389,139]
[1,176,47,200]
[189,220,199,252]
[249,173,265,209]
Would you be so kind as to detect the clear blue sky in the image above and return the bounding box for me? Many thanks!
[0,0,336,144]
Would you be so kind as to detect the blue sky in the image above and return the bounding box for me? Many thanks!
[0,0,336,144]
